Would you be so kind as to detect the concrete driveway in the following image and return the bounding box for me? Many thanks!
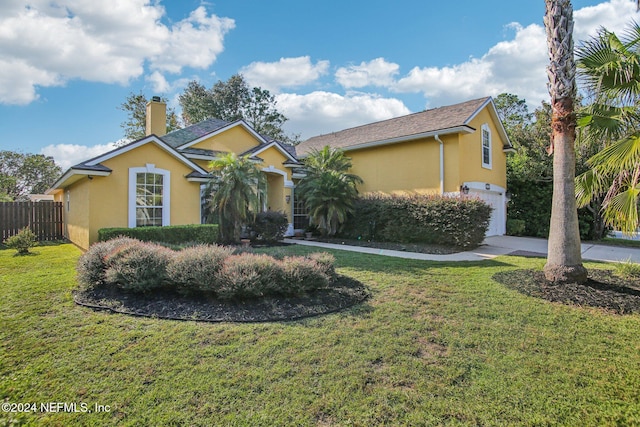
[484,235,640,263]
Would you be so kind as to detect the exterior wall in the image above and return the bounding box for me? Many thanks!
[346,134,460,195]
[190,125,260,154]
[83,143,202,247]
[62,179,91,250]
[257,146,294,222]
[458,107,508,189]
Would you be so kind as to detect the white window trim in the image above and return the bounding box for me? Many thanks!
[481,123,492,170]
[128,164,170,228]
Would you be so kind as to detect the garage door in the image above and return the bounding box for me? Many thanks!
[469,189,505,236]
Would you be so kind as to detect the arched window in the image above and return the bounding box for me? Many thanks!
[128,164,170,227]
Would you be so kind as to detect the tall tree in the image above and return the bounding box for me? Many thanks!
[297,146,363,236]
[208,153,266,244]
[118,92,180,143]
[0,151,62,200]
[575,22,640,235]
[178,75,296,143]
[543,0,587,283]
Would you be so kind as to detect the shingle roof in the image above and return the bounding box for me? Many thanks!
[296,97,492,156]
[160,118,230,148]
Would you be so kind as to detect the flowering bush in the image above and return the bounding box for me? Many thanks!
[77,237,337,300]
[103,240,173,293]
[280,256,330,294]
[76,237,140,289]
[166,244,233,294]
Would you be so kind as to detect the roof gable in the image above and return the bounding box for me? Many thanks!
[297,97,512,155]
[48,135,208,191]
[165,119,268,151]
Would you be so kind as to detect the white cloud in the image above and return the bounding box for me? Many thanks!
[240,56,329,92]
[389,0,640,109]
[0,1,234,105]
[41,142,119,170]
[276,91,410,139]
[574,0,638,42]
[335,58,400,89]
[146,71,170,94]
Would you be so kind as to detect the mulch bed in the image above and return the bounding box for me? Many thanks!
[493,269,640,315]
[73,275,370,323]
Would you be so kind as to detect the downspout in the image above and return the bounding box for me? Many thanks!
[434,134,444,195]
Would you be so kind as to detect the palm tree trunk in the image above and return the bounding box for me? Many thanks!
[543,0,588,284]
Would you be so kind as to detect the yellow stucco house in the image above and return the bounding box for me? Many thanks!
[296,96,514,236]
[48,95,511,250]
[47,99,301,250]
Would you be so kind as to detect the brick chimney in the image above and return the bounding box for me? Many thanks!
[145,96,167,137]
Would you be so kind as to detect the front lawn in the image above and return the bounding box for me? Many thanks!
[1,244,639,426]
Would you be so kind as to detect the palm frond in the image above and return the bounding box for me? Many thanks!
[601,185,640,235]
[588,133,640,172]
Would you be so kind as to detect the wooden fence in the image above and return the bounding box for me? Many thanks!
[0,202,64,242]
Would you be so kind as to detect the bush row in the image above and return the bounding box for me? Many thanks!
[77,237,336,300]
[339,193,492,249]
[98,224,219,245]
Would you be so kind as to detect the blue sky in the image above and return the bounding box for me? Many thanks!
[0,0,637,169]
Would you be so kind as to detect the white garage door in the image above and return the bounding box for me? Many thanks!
[469,189,505,236]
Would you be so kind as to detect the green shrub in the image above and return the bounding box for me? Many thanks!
[280,256,330,294]
[76,237,140,289]
[340,194,491,249]
[249,211,289,243]
[104,241,174,293]
[166,244,233,294]
[98,224,219,245]
[4,227,38,254]
[506,219,526,236]
[216,254,283,300]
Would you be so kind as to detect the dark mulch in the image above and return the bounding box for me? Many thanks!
[308,237,460,255]
[73,275,370,323]
[493,269,640,314]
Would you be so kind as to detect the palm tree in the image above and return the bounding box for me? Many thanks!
[208,153,266,244]
[297,146,363,236]
[543,0,588,284]
[575,22,640,235]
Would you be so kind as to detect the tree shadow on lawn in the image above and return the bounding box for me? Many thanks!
[74,275,371,323]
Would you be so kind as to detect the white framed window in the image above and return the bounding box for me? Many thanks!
[481,123,492,169]
[128,164,170,228]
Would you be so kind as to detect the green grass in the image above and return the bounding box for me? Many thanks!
[2,244,640,426]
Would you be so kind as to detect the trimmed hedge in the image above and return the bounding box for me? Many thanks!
[340,194,492,249]
[98,224,219,245]
[77,238,335,300]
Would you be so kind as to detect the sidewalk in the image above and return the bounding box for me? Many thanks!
[283,235,640,263]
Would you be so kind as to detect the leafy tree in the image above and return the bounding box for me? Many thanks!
[297,146,363,236]
[543,0,587,284]
[575,21,640,235]
[208,153,266,244]
[178,74,297,143]
[118,92,180,143]
[0,151,62,200]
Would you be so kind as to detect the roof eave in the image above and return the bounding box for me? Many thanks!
[46,168,112,193]
[338,126,475,154]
